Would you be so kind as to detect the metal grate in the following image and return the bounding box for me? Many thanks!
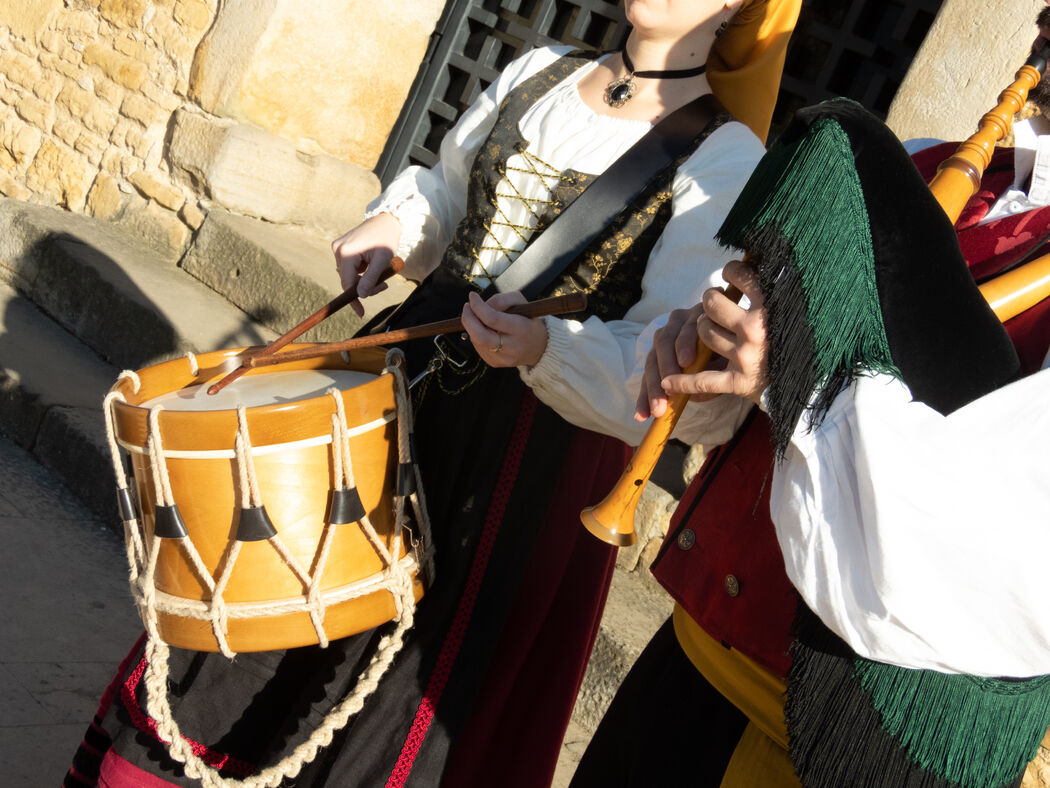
[376,0,945,184]
[772,0,944,140]
[377,0,629,184]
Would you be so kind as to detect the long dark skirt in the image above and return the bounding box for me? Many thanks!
[69,269,623,787]
[569,619,749,787]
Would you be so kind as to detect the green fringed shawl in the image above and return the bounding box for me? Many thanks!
[716,116,900,455]
[855,660,1050,788]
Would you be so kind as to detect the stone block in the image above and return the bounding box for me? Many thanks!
[140,80,180,112]
[0,0,63,41]
[94,77,123,106]
[83,43,148,90]
[15,93,52,128]
[167,109,381,237]
[1,116,42,166]
[615,482,676,576]
[113,34,149,63]
[188,0,444,168]
[682,443,706,487]
[887,0,1045,143]
[148,13,197,70]
[52,118,81,147]
[32,70,63,103]
[86,172,123,219]
[54,9,100,39]
[173,0,212,36]
[180,208,411,340]
[39,30,65,53]
[0,199,273,368]
[119,92,166,127]
[99,0,148,30]
[178,200,205,230]
[118,191,191,253]
[74,130,108,165]
[127,169,184,211]
[1,48,41,92]
[35,405,119,521]
[1022,741,1050,787]
[0,172,31,200]
[25,140,93,210]
[100,148,122,177]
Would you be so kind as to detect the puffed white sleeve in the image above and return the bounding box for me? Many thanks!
[770,369,1050,677]
[520,121,765,446]
[364,46,570,282]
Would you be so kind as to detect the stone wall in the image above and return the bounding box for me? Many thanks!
[0,0,443,253]
[887,0,1045,143]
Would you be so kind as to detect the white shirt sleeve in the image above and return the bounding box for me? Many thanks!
[364,47,569,282]
[770,369,1050,677]
[521,122,765,446]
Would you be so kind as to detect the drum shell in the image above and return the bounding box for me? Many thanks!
[111,346,424,652]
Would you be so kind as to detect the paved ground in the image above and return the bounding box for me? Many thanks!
[0,432,141,786]
[0,431,587,786]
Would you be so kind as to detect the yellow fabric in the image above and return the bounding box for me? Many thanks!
[720,722,802,788]
[708,0,802,142]
[671,604,789,749]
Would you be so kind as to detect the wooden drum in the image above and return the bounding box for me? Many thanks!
[105,346,426,654]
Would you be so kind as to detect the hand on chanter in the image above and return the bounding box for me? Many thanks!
[331,212,401,316]
[635,258,769,421]
[461,291,549,368]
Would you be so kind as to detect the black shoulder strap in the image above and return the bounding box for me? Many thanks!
[489,93,726,300]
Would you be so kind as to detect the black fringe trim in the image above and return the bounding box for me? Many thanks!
[786,606,1025,788]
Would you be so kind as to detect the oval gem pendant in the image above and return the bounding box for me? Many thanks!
[603,76,636,108]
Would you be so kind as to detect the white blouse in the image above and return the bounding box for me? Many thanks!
[367,45,765,445]
[771,368,1050,677]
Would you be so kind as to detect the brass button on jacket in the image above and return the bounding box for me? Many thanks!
[724,574,740,597]
[676,528,696,550]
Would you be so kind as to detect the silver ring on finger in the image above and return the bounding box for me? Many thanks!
[491,332,503,353]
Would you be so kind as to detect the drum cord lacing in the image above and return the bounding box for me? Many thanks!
[145,405,233,654]
[386,348,435,585]
[104,372,146,592]
[115,357,425,787]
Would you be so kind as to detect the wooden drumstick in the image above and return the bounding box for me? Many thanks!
[207,256,406,395]
[244,292,589,367]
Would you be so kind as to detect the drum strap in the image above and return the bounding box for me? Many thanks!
[486,92,724,299]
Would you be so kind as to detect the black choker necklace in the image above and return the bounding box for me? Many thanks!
[603,49,707,108]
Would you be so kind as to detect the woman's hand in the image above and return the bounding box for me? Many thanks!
[331,213,402,316]
[461,291,549,368]
[635,258,768,421]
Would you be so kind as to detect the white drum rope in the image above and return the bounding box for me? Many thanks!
[103,378,146,581]
[386,349,436,585]
[184,351,200,377]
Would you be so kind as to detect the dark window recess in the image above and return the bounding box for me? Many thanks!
[376,0,945,185]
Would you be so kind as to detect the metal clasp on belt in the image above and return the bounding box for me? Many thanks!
[409,334,471,389]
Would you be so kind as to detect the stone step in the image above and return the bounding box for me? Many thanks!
[0,198,276,370]
[0,280,120,519]
[181,208,415,343]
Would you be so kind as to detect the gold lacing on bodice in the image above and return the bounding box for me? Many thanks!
[471,148,566,283]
